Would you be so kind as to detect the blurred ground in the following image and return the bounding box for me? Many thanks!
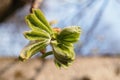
[0,57,120,80]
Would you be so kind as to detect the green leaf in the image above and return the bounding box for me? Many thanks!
[25,10,52,34]
[57,26,81,45]
[54,59,62,68]
[32,9,52,32]
[19,40,49,61]
[51,41,75,67]
[24,29,50,41]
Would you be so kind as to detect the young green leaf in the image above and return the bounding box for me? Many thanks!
[25,9,52,35]
[51,41,75,67]
[57,26,81,45]
[32,9,52,32]
[19,40,49,61]
[24,30,50,41]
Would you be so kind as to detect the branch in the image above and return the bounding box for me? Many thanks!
[30,0,43,13]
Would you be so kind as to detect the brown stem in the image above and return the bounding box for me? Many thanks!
[40,48,46,54]
[30,0,42,13]
[53,27,61,33]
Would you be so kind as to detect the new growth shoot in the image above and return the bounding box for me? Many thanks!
[19,9,81,68]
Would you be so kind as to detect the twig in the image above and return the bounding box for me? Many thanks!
[30,0,42,13]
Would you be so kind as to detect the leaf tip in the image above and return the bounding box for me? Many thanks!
[18,54,27,62]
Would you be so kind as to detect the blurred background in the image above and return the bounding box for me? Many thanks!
[0,0,120,56]
[0,0,120,57]
[0,0,120,80]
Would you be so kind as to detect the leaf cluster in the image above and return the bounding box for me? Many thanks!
[19,9,81,68]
